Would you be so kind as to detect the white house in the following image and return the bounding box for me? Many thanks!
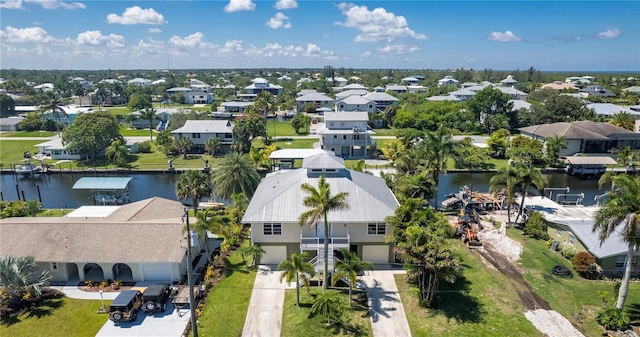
[318,111,376,158]
[166,87,214,104]
[127,78,152,87]
[295,92,335,112]
[499,75,518,87]
[171,120,234,153]
[245,78,283,95]
[385,85,408,94]
[362,91,399,111]
[0,117,23,131]
[326,77,348,87]
[438,76,459,86]
[401,77,420,86]
[243,152,399,267]
[0,197,199,283]
[335,95,376,113]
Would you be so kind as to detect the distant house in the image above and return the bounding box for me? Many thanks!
[131,108,185,131]
[326,77,348,87]
[277,75,292,82]
[496,87,528,100]
[166,87,214,104]
[523,196,639,277]
[295,92,334,112]
[519,121,640,156]
[335,89,369,101]
[362,91,399,111]
[127,78,152,87]
[318,111,376,158]
[401,77,420,86]
[245,78,283,95]
[579,85,615,98]
[42,105,94,125]
[448,88,476,101]
[510,100,532,111]
[0,197,200,283]
[499,75,518,87]
[438,76,459,86]
[342,83,367,91]
[335,95,376,113]
[243,152,399,266]
[385,85,408,94]
[0,117,23,131]
[171,120,234,154]
[541,81,578,91]
[622,86,640,97]
[220,101,253,114]
[296,78,314,87]
[35,138,86,160]
[407,85,428,94]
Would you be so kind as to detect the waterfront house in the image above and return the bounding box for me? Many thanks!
[242,152,399,268]
[335,95,376,113]
[295,92,335,112]
[171,120,234,154]
[362,91,399,112]
[0,197,202,283]
[522,196,639,277]
[245,78,283,95]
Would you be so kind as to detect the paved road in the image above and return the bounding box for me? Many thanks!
[361,270,412,337]
[242,265,294,337]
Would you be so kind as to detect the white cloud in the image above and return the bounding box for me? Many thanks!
[464,56,476,63]
[148,27,162,34]
[598,28,621,39]
[107,6,167,25]
[1,0,85,10]
[275,0,297,10]
[266,12,292,29]
[132,38,166,57]
[361,51,371,57]
[0,26,57,43]
[169,32,211,49]
[335,3,427,42]
[488,30,521,42]
[224,0,255,12]
[377,43,419,54]
[76,30,124,48]
[219,40,244,54]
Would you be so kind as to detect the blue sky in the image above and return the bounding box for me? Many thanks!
[1,0,638,71]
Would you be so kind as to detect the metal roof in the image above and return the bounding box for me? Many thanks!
[564,156,617,165]
[242,167,399,223]
[363,92,399,102]
[324,111,369,122]
[302,153,345,169]
[522,196,633,259]
[296,92,334,102]
[171,120,233,134]
[270,149,335,160]
[73,177,133,190]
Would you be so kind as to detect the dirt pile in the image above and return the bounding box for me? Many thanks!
[477,228,523,263]
[525,309,585,337]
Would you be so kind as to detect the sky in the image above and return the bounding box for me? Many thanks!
[0,0,639,71]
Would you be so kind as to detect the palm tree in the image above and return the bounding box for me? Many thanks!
[228,192,249,226]
[0,255,52,300]
[421,127,454,208]
[175,169,211,214]
[175,136,194,159]
[381,139,405,165]
[490,166,520,224]
[105,139,128,167]
[39,91,62,134]
[205,137,221,156]
[211,152,261,199]
[592,174,640,309]
[514,165,548,223]
[331,248,373,306]
[239,243,265,267]
[184,210,217,264]
[608,112,636,131]
[140,107,158,141]
[277,252,316,306]
[311,291,349,325]
[299,175,350,289]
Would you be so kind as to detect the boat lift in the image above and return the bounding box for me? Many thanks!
[72,177,133,205]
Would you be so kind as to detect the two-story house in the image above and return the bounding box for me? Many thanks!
[318,111,376,158]
[243,152,399,270]
[438,76,459,86]
[170,120,234,154]
[335,95,376,113]
[165,87,214,104]
[296,92,335,112]
[245,78,283,95]
[362,91,399,112]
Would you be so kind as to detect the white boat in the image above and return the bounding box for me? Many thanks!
[15,161,43,178]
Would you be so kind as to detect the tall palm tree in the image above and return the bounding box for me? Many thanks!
[175,136,194,159]
[211,152,261,199]
[608,112,636,131]
[39,91,62,134]
[140,107,158,141]
[205,137,221,156]
[239,243,265,267]
[184,210,217,264]
[105,139,128,167]
[490,166,520,224]
[421,127,454,208]
[514,165,548,223]
[299,175,350,289]
[277,252,316,306]
[331,248,374,306]
[593,174,640,309]
[175,169,211,214]
[381,139,405,165]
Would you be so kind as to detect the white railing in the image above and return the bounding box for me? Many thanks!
[300,230,350,250]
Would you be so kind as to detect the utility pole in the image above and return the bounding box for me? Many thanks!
[183,208,199,337]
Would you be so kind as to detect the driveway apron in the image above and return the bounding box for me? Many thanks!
[362,270,412,337]
[242,266,293,337]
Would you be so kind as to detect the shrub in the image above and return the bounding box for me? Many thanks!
[559,242,576,260]
[85,280,95,288]
[596,306,630,331]
[523,212,549,240]
[573,252,599,279]
[100,280,110,288]
[138,140,152,153]
[112,280,122,290]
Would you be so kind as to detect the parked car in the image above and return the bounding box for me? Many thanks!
[141,285,171,313]
[109,289,144,323]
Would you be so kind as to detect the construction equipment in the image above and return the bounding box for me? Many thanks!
[455,216,483,247]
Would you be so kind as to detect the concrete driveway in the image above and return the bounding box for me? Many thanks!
[361,270,412,337]
[95,303,191,337]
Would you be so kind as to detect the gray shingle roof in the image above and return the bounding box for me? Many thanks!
[519,121,639,140]
[0,197,186,263]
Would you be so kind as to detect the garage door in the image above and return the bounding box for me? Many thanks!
[261,246,287,265]
[142,263,171,281]
[362,245,389,263]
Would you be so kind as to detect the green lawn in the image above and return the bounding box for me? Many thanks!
[267,120,310,137]
[396,241,541,337]
[0,140,45,165]
[509,229,640,335]
[197,245,256,337]
[281,288,372,336]
[119,126,156,137]
[0,296,109,337]
[2,131,57,138]
[372,128,397,136]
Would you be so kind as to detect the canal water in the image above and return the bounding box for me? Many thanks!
[0,171,612,209]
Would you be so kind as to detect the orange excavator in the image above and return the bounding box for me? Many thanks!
[455,213,483,247]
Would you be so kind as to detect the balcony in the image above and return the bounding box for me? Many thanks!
[300,230,350,250]
[321,138,376,147]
